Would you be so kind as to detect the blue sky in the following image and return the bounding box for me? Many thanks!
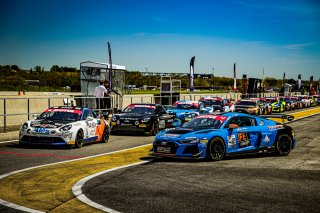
[1,0,319,80]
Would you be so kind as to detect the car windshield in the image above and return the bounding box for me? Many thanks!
[176,104,197,110]
[38,111,81,121]
[237,101,256,106]
[123,105,155,114]
[201,99,222,106]
[182,117,223,129]
[268,99,278,103]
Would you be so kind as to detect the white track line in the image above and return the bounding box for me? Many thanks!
[0,140,18,144]
[0,144,152,212]
[72,160,152,213]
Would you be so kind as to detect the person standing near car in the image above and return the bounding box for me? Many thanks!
[94,80,110,110]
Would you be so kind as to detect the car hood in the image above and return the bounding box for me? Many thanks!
[156,127,216,140]
[30,119,74,128]
[235,105,255,109]
[168,109,196,113]
[115,113,154,120]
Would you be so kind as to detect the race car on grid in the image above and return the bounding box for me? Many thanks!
[151,112,295,161]
[199,97,235,113]
[110,103,175,135]
[234,99,264,115]
[19,106,110,148]
[167,100,199,118]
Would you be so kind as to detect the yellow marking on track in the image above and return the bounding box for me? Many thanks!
[0,144,152,212]
[270,107,320,123]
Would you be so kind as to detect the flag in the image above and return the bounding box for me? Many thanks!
[310,76,313,90]
[298,74,301,90]
[107,42,112,89]
[233,63,237,92]
[189,56,195,92]
[283,72,286,85]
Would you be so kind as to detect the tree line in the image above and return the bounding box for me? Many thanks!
[0,64,311,93]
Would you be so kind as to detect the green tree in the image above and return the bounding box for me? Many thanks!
[264,77,278,87]
[50,65,61,72]
[34,66,43,74]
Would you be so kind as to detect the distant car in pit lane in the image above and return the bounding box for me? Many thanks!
[110,103,175,135]
[151,112,295,161]
[234,99,264,115]
[199,97,235,113]
[19,106,110,148]
[266,97,286,113]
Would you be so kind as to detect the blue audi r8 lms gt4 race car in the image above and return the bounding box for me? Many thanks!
[151,112,295,161]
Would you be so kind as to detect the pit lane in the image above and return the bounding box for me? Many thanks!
[0,108,319,212]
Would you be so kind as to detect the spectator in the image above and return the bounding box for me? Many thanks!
[94,80,110,110]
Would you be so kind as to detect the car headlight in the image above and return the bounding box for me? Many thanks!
[59,125,72,131]
[111,116,117,122]
[143,117,151,122]
[21,122,28,130]
[180,137,199,144]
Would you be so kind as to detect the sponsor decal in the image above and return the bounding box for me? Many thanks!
[197,115,227,121]
[34,127,50,135]
[267,125,284,130]
[34,123,57,128]
[128,104,156,109]
[200,137,208,144]
[238,132,250,148]
[87,122,96,128]
[163,133,179,137]
[46,108,82,114]
[263,135,270,143]
[159,120,165,129]
[228,135,236,147]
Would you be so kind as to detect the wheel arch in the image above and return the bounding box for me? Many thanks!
[275,128,294,149]
[206,135,227,157]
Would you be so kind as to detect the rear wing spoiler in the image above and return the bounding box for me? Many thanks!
[259,114,294,122]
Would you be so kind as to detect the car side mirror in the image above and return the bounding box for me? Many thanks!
[32,114,38,120]
[228,123,239,129]
[117,109,122,113]
[86,116,94,121]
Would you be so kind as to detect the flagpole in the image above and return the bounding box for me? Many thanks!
[262,67,264,97]
[189,56,195,100]
[107,42,112,90]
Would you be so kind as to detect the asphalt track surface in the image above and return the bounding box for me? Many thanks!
[84,114,320,213]
[0,108,319,212]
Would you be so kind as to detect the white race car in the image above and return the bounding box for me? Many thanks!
[19,106,110,148]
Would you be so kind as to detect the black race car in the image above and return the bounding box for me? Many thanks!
[110,103,176,135]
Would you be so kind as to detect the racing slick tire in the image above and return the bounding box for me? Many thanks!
[75,130,84,148]
[275,133,292,156]
[206,137,226,161]
[101,126,110,143]
[151,121,159,136]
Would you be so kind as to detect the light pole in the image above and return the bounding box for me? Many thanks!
[145,66,150,87]
[212,66,215,90]
[212,66,215,78]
